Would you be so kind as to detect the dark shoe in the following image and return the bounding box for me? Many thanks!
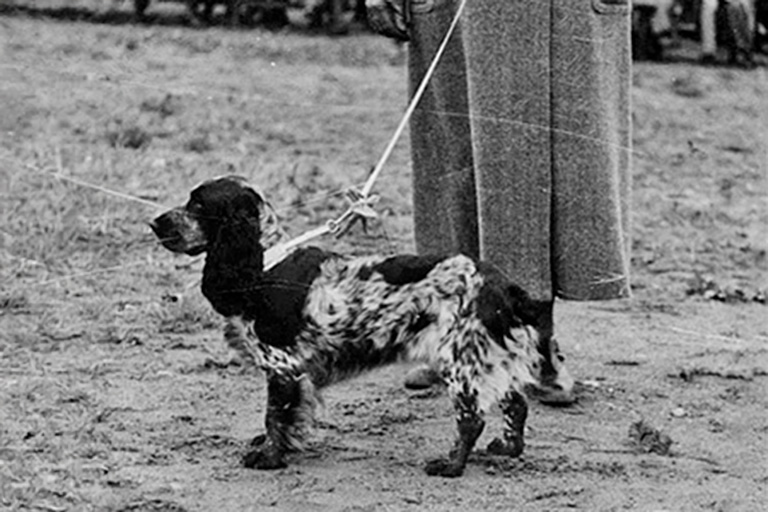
[700,53,717,65]
[404,365,441,390]
[526,377,576,406]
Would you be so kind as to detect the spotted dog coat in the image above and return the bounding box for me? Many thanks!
[151,176,544,477]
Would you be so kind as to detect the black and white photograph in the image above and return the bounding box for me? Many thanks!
[1,1,766,510]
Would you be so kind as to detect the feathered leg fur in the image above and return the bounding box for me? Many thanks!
[487,389,528,457]
[243,369,317,469]
[425,382,485,478]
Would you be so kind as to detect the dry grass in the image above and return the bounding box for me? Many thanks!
[1,2,767,511]
[1,6,414,509]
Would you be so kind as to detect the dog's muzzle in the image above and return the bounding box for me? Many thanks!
[150,208,207,255]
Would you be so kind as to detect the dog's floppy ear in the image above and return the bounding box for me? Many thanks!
[222,179,282,236]
[210,185,265,254]
[202,191,264,317]
[223,186,263,223]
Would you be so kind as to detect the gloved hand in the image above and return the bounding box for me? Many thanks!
[366,0,410,41]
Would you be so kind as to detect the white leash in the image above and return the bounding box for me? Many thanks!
[264,0,469,271]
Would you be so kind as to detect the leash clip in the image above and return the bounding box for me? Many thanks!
[327,188,380,237]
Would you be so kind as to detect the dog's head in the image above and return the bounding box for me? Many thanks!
[150,176,281,256]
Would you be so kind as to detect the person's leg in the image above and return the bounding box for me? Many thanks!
[701,0,719,60]
[461,2,575,403]
[726,0,756,65]
[549,0,632,302]
[652,0,676,34]
[406,1,575,403]
[461,1,554,300]
[510,0,631,404]
[408,0,478,261]
[404,0,478,392]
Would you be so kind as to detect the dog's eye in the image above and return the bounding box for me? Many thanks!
[187,201,203,214]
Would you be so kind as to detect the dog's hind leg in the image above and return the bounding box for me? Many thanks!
[424,381,485,478]
[243,371,313,470]
[487,389,528,457]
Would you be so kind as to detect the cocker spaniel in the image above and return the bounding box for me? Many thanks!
[150,176,545,477]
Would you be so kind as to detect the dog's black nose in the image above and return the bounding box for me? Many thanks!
[149,212,172,238]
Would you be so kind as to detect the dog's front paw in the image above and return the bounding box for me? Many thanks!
[242,445,287,470]
[487,437,524,458]
[424,458,465,478]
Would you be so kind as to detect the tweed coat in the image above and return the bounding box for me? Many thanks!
[408,0,632,301]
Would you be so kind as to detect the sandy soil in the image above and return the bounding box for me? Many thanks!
[1,2,766,511]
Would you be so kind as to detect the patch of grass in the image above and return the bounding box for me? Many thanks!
[155,294,220,334]
[105,124,153,150]
[139,94,183,118]
[0,292,30,312]
[183,132,214,153]
[669,74,705,98]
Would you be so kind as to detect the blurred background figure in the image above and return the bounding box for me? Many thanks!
[701,0,756,65]
[633,0,677,60]
[648,0,678,34]
[758,0,768,52]
[632,0,761,65]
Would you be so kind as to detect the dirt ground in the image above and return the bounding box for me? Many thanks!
[1,2,766,511]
